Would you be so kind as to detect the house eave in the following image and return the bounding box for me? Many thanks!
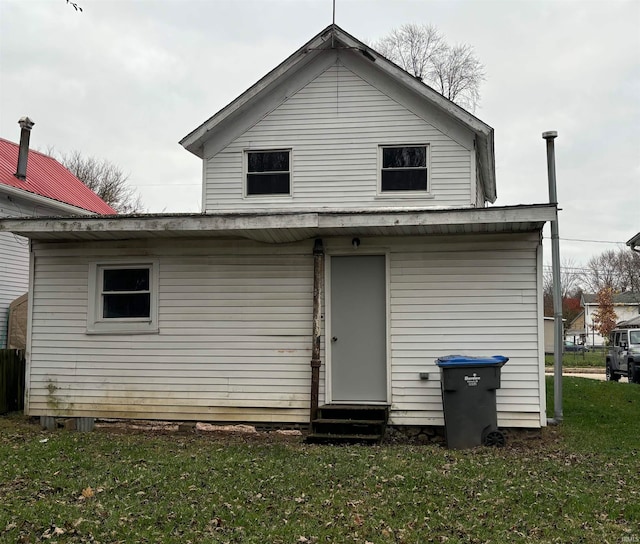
[0,184,97,216]
[627,232,640,251]
[0,204,556,244]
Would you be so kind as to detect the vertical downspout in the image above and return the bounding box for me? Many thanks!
[543,131,563,424]
[310,238,324,426]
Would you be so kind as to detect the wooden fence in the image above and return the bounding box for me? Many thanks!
[0,349,26,414]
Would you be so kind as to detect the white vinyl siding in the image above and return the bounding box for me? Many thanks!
[27,239,317,423]
[1,192,92,347]
[27,232,543,427]
[0,231,29,348]
[384,232,543,428]
[204,62,473,211]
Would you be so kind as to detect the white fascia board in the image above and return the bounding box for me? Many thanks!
[0,205,556,239]
[0,184,96,216]
[317,206,555,228]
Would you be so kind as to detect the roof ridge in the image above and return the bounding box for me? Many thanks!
[0,137,57,160]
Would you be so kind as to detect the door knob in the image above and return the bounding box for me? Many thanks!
[332,336,338,342]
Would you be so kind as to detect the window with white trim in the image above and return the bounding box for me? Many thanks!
[87,262,159,334]
[245,150,291,196]
[380,145,428,192]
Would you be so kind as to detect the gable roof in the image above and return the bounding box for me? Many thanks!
[0,138,116,215]
[180,24,496,203]
[582,292,640,305]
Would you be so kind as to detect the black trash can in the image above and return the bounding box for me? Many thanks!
[436,355,508,449]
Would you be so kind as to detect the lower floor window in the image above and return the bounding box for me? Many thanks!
[102,267,151,318]
[88,262,158,334]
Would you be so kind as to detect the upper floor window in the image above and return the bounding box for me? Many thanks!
[246,150,291,196]
[380,145,428,192]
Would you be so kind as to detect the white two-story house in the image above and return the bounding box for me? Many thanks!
[0,25,555,433]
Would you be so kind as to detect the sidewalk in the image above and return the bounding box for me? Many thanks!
[544,367,627,382]
[544,367,604,375]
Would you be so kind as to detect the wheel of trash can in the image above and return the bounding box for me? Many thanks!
[483,430,506,447]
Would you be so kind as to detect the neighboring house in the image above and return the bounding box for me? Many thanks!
[582,292,640,347]
[0,119,116,348]
[544,317,567,354]
[565,311,586,345]
[0,26,556,430]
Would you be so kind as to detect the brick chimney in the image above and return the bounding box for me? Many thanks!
[15,116,35,180]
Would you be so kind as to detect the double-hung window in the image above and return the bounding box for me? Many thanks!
[88,262,159,334]
[245,150,291,196]
[380,145,428,192]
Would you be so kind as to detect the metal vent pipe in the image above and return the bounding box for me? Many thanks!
[15,117,35,180]
[543,130,563,424]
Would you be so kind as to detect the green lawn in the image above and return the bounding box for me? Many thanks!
[1,377,638,543]
[545,349,606,368]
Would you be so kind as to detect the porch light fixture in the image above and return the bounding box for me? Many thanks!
[352,237,360,249]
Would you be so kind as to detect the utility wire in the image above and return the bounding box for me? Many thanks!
[557,237,625,244]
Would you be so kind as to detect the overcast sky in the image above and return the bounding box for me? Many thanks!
[1,0,638,270]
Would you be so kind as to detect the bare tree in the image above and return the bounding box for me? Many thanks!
[543,258,582,300]
[581,248,640,294]
[61,151,143,214]
[543,258,583,319]
[373,24,485,112]
[618,249,640,293]
[373,24,445,81]
[430,43,484,112]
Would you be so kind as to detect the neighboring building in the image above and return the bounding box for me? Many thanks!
[0,118,116,348]
[582,292,640,347]
[544,317,568,354]
[0,26,556,430]
[543,317,555,354]
[565,311,586,345]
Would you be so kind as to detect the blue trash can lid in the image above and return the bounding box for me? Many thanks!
[435,355,508,367]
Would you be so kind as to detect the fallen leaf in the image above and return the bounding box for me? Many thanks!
[82,486,94,498]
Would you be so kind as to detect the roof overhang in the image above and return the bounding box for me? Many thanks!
[627,232,640,251]
[1,183,96,216]
[0,204,556,244]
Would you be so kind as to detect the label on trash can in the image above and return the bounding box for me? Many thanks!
[464,373,481,387]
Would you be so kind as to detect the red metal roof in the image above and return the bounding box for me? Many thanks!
[0,138,116,215]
